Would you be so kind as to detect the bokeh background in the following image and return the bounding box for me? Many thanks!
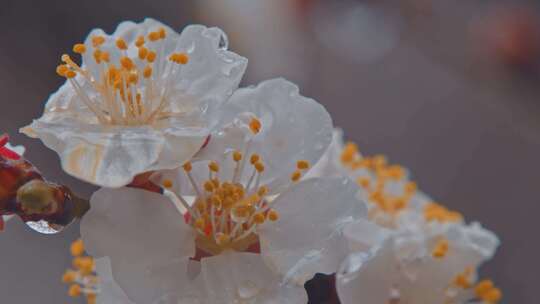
[1,0,538,302]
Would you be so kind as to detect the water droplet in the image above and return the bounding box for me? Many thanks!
[237,281,259,299]
[26,220,63,234]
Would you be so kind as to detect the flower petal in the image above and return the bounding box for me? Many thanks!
[259,177,367,284]
[94,257,135,304]
[81,187,195,303]
[22,116,207,187]
[201,78,333,193]
[336,245,401,304]
[198,251,308,304]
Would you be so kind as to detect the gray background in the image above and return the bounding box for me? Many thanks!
[0,0,537,303]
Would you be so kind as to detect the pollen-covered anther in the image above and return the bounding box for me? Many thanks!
[474,280,502,303]
[169,52,189,64]
[250,154,260,165]
[432,238,449,259]
[148,31,161,42]
[116,38,128,50]
[120,56,135,70]
[249,117,262,134]
[143,65,153,78]
[68,284,82,297]
[233,151,242,162]
[208,161,220,172]
[63,239,99,302]
[135,35,145,47]
[291,170,302,182]
[297,160,310,170]
[453,267,473,289]
[268,209,279,221]
[254,161,265,173]
[138,46,148,60]
[91,35,105,47]
[162,179,173,189]
[70,239,85,256]
[56,64,69,77]
[73,43,86,54]
[357,177,371,189]
[340,142,359,164]
[183,162,193,172]
[146,50,157,63]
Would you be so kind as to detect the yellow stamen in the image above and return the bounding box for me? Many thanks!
[135,35,145,47]
[249,117,262,134]
[233,151,242,162]
[158,27,167,39]
[254,162,265,173]
[250,154,260,165]
[62,270,77,283]
[209,161,220,172]
[100,51,110,63]
[268,209,279,221]
[432,238,449,259]
[116,38,128,50]
[291,170,302,182]
[73,43,87,54]
[56,64,69,77]
[68,284,82,297]
[143,65,153,78]
[120,56,134,70]
[253,212,266,224]
[91,36,105,47]
[147,51,157,63]
[70,239,85,257]
[148,31,161,41]
[183,162,192,172]
[162,179,173,189]
[297,160,310,170]
[138,46,148,60]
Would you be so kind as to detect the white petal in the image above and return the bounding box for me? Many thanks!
[259,177,367,284]
[203,78,333,193]
[198,251,308,304]
[336,246,397,304]
[305,128,346,179]
[94,257,135,304]
[342,218,390,253]
[81,187,195,303]
[173,25,248,120]
[22,115,207,187]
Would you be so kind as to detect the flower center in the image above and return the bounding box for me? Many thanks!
[56,27,190,126]
[162,119,310,256]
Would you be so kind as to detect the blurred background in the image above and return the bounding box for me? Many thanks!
[0,0,538,302]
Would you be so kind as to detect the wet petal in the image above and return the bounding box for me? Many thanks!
[198,251,308,304]
[259,177,367,284]
[201,78,333,193]
[81,187,195,303]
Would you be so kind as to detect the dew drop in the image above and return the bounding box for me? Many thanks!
[26,220,63,234]
[237,281,259,299]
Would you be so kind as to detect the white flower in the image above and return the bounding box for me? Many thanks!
[21,19,247,187]
[95,252,307,304]
[337,212,500,304]
[82,174,365,303]
[81,82,368,302]
[313,131,502,303]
